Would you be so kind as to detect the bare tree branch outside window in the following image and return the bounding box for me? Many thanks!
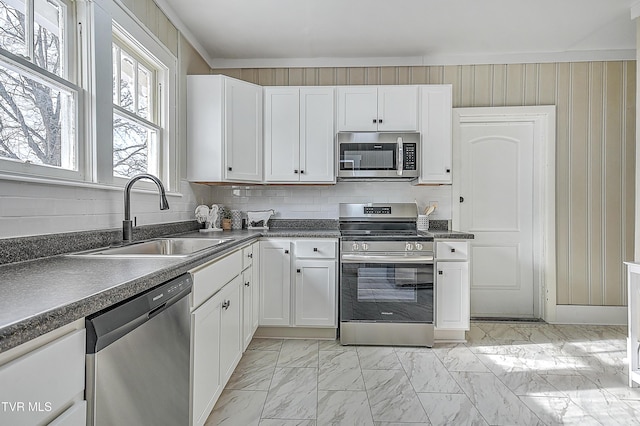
[0,0,75,170]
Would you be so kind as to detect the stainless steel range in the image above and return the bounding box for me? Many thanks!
[339,203,434,347]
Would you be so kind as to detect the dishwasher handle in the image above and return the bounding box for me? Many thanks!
[86,274,192,354]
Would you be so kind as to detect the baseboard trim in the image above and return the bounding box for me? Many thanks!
[551,305,627,325]
[255,326,337,340]
[434,329,467,343]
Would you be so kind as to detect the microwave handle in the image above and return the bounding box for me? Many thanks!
[397,137,403,176]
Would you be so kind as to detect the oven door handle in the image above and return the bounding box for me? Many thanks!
[341,254,434,264]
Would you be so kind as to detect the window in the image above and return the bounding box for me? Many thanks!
[0,0,79,176]
[112,36,161,179]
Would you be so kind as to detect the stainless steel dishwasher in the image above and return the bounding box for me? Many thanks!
[85,274,192,426]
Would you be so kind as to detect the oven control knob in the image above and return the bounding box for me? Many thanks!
[362,243,369,251]
[352,242,359,251]
[415,242,423,250]
[405,242,414,251]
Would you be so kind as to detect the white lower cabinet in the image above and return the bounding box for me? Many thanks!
[0,324,86,426]
[294,260,337,327]
[435,241,470,331]
[190,294,222,426]
[259,240,292,326]
[218,276,243,384]
[259,238,337,329]
[189,242,259,426]
[242,242,260,351]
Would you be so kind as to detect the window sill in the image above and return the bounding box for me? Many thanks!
[0,172,184,198]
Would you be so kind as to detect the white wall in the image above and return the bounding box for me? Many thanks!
[0,179,207,238]
[209,182,452,220]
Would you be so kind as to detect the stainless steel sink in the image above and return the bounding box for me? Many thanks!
[72,237,233,258]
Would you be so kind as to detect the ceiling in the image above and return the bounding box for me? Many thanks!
[157,0,637,69]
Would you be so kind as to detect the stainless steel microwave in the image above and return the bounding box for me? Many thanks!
[337,132,419,180]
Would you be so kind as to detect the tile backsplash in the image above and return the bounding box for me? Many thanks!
[209,182,452,220]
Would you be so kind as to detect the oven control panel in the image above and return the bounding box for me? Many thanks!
[342,240,434,253]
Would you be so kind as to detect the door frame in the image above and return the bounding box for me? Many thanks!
[452,106,556,321]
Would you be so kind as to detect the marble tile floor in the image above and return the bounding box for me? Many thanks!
[205,322,638,425]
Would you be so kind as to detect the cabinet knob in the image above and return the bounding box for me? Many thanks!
[438,271,443,275]
[300,170,304,174]
[296,269,301,273]
[313,247,318,252]
[372,119,377,124]
[228,166,233,171]
[446,169,451,173]
[460,196,464,203]
[294,169,299,174]
[378,119,383,124]
[451,248,456,253]
[248,253,253,258]
[222,300,230,310]
[284,250,289,254]
[245,281,250,286]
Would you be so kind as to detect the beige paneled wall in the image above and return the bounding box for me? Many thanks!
[214,63,636,307]
[118,0,179,55]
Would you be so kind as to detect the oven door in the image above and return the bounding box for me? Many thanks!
[340,255,434,323]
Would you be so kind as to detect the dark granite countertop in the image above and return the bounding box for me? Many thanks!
[0,219,469,353]
[420,230,475,239]
[0,228,340,353]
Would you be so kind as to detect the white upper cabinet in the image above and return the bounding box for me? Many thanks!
[187,75,263,183]
[264,86,335,183]
[337,85,418,132]
[418,85,453,184]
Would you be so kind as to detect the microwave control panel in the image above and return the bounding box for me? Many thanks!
[403,144,417,170]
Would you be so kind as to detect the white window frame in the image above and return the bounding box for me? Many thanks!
[0,0,179,192]
[0,0,84,181]
[111,30,163,180]
[97,0,177,191]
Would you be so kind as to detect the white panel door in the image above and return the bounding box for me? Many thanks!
[264,87,300,182]
[224,78,262,181]
[336,86,378,131]
[294,260,336,327]
[300,87,335,182]
[457,119,535,317]
[259,240,291,326]
[377,86,418,131]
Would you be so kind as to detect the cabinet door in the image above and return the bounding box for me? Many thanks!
[251,244,260,333]
[435,261,470,330]
[337,86,378,131]
[419,85,452,183]
[264,87,300,182]
[191,292,222,426]
[300,87,335,183]
[259,240,292,326]
[242,267,254,351]
[219,276,243,385]
[225,78,263,182]
[294,259,336,327]
[377,86,419,131]
[186,75,224,182]
[0,329,85,426]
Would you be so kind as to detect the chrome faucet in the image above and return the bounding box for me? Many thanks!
[123,174,170,243]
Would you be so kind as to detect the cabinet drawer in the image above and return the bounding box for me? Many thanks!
[242,244,254,270]
[0,329,85,426]
[294,240,336,259]
[436,241,468,260]
[191,250,243,309]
